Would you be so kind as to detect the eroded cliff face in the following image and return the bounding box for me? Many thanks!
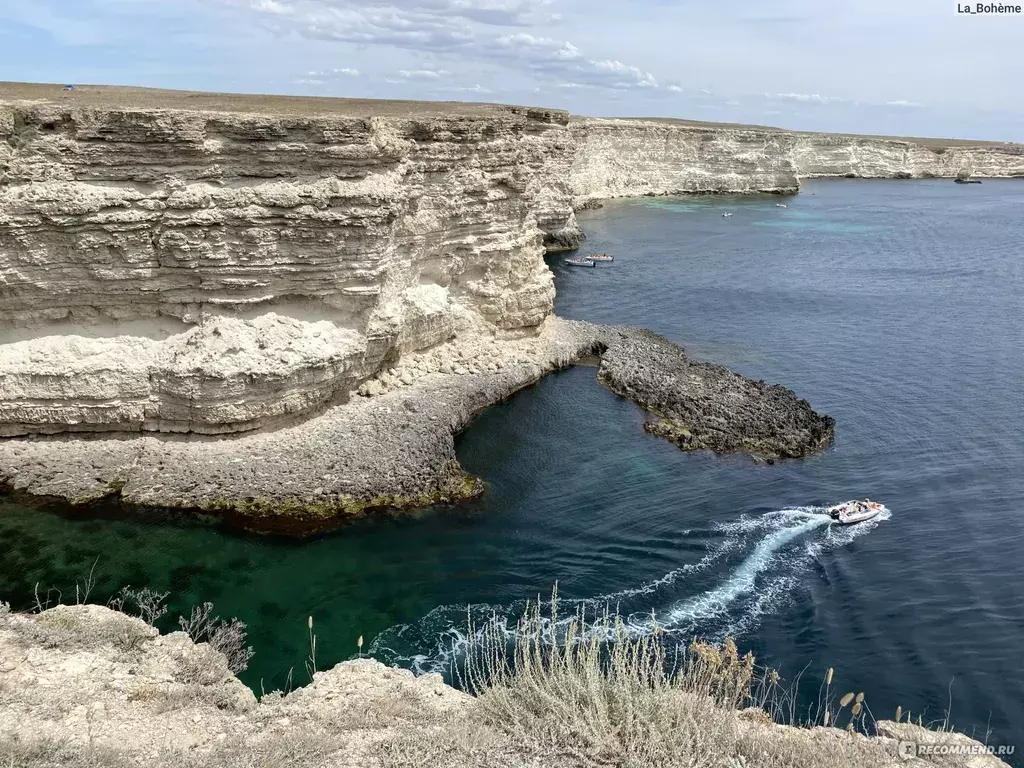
[791,133,1024,179]
[568,118,801,205]
[564,118,1024,205]
[1,89,1021,444]
[0,100,574,435]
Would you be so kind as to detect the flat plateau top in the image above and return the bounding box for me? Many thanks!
[607,115,1014,148]
[1,82,1015,148]
[0,82,555,119]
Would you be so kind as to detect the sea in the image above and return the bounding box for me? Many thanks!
[2,178,1022,755]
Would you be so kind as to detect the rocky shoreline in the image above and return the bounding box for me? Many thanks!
[0,318,834,533]
[4,83,1019,526]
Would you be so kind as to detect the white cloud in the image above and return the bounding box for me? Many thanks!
[306,67,360,76]
[217,0,670,94]
[398,68,449,78]
[886,99,924,108]
[772,92,846,104]
[589,59,657,89]
[443,83,492,93]
[493,33,582,62]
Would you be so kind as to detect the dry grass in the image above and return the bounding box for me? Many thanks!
[0,593,991,768]
[0,733,137,768]
[427,593,899,768]
[0,730,347,768]
[9,604,154,654]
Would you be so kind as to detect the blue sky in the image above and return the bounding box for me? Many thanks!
[1,0,1022,140]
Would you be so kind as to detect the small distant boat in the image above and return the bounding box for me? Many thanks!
[721,212,733,218]
[587,253,614,262]
[776,203,788,208]
[826,500,885,525]
[953,177,982,184]
[565,256,596,268]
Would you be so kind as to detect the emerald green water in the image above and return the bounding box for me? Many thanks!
[0,499,512,691]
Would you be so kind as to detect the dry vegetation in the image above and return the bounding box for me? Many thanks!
[382,596,902,768]
[0,592,1001,768]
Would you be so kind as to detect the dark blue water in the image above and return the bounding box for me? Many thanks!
[2,179,1022,751]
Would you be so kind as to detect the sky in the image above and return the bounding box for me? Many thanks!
[1,0,1022,140]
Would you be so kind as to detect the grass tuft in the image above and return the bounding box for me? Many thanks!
[451,592,893,767]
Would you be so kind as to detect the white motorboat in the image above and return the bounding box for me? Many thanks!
[722,212,733,217]
[565,256,596,268]
[826,500,885,525]
[587,253,614,262]
[776,203,788,208]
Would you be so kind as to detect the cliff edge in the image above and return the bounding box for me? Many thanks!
[0,603,1010,768]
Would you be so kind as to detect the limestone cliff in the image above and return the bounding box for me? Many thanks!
[791,132,1024,179]
[565,117,1024,206]
[0,93,572,436]
[2,85,1021,520]
[567,118,801,205]
[1,87,1021,440]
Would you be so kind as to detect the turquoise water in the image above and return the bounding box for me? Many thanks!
[2,178,1023,754]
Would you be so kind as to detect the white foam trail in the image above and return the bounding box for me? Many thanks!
[674,504,892,638]
[660,509,829,628]
[592,529,743,602]
[368,503,890,674]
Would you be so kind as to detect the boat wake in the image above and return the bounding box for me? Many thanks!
[368,504,890,675]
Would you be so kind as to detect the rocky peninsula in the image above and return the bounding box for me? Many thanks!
[1,83,1021,527]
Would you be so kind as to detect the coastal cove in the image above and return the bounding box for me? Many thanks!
[2,178,1023,755]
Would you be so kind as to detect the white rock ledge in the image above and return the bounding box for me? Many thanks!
[0,318,836,533]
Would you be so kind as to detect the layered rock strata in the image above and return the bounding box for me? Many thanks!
[0,603,1009,768]
[790,132,1024,179]
[566,117,1024,206]
[567,118,802,205]
[0,318,835,533]
[0,95,571,436]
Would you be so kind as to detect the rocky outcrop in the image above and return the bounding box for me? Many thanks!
[0,318,835,533]
[0,603,470,767]
[0,96,571,436]
[599,327,835,459]
[0,603,1010,768]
